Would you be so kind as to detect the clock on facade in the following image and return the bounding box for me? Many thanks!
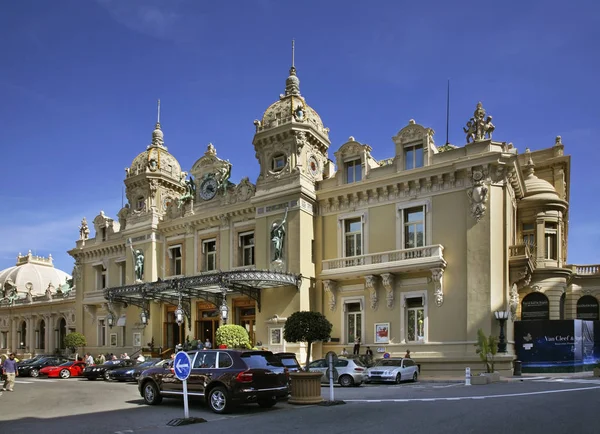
[199,175,218,201]
[308,155,320,177]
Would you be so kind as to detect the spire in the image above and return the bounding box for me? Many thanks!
[150,99,165,148]
[524,148,535,178]
[284,39,301,96]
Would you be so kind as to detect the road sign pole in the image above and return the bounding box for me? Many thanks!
[328,352,334,402]
[182,379,189,419]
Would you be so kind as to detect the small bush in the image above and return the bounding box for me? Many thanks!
[216,324,251,349]
[64,332,87,352]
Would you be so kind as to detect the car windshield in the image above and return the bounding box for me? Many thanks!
[139,360,157,367]
[279,358,299,367]
[59,362,72,367]
[374,359,402,367]
[240,352,283,369]
[103,361,120,366]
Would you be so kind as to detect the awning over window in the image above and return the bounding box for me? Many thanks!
[116,315,126,327]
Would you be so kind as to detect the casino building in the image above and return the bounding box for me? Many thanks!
[60,59,600,374]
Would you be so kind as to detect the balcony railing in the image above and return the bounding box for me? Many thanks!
[321,245,445,278]
[571,265,600,276]
[509,244,537,268]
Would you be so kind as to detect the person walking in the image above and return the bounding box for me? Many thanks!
[204,338,212,349]
[404,350,411,358]
[353,336,361,355]
[85,353,94,366]
[2,353,18,392]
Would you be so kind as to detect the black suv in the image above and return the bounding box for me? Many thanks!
[138,349,289,414]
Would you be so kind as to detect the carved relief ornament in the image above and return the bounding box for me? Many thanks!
[381,273,395,308]
[466,166,490,222]
[431,268,445,307]
[365,275,377,310]
[323,280,337,312]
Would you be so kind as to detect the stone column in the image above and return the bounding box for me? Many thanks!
[48,315,55,353]
[44,315,51,352]
[546,289,564,320]
[11,318,17,353]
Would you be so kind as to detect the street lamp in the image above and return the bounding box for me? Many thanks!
[220,298,229,325]
[140,310,148,326]
[175,306,184,326]
[107,312,114,329]
[494,310,509,353]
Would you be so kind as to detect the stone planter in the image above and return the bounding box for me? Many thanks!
[482,372,501,383]
[288,371,324,405]
[593,368,600,377]
[471,375,490,385]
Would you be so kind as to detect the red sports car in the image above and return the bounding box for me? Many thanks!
[40,361,87,379]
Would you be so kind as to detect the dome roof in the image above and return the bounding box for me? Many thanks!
[0,251,71,297]
[522,152,560,201]
[128,122,182,180]
[257,66,328,137]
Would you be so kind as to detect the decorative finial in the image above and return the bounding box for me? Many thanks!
[555,135,562,146]
[157,99,161,124]
[292,39,295,69]
[524,151,535,177]
[464,101,495,143]
[284,40,300,96]
[151,100,165,148]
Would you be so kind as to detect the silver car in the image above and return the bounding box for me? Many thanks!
[307,357,366,387]
[365,358,418,384]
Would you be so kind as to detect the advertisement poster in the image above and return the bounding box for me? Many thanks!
[514,320,596,373]
[521,292,550,321]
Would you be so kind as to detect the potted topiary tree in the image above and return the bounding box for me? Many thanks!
[283,311,332,404]
[64,332,87,362]
[473,328,499,384]
[216,324,252,349]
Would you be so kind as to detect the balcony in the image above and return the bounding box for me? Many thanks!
[321,244,446,280]
[509,244,537,270]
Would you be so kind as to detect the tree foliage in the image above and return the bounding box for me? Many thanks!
[64,332,87,352]
[216,324,251,349]
[283,311,332,369]
[474,328,498,373]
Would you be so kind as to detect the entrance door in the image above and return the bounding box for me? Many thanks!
[164,310,185,351]
[240,308,256,345]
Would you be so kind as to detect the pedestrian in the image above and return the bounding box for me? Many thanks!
[123,353,130,360]
[365,346,373,357]
[204,338,212,349]
[404,350,411,358]
[2,353,18,392]
[98,353,106,364]
[353,336,361,355]
[340,348,349,356]
[85,353,94,366]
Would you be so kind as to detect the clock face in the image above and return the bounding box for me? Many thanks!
[199,176,218,201]
[308,155,320,177]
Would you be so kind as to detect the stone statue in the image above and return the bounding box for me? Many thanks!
[1,279,19,306]
[79,218,90,241]
[271,208,288,262]
[467,167,489,221]
[178,175,196,208]
[129,239,144,282]
[464,102,495,143]
[45,283,53,301]
[56,278,73,297]
[216,161,232,195]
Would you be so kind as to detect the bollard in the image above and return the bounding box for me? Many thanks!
[465,367,471,386]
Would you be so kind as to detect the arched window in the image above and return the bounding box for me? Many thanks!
[57,317,67,350]
[19,321,27,349]
[521,292,549,320]
[577,295,599,320]
[39,319,46,350]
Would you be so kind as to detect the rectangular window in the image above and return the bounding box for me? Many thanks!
[203,239,217,271]
[239,232,255,266]
[344,218,363,257]
[406,297,425,342]
[272,155,286,172]
[545,222,557,260]
[404,144,424,170]
[168,245,183,276]
[404,206,425,249]
[346,302,362,344]
[98,319,106,346]
[1,331,7,349]
[95,265,107,290]
[522,223,535,250]
[345,159,362,184]
[119,263,126,285]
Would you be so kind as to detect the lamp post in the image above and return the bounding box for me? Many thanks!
[220,298,229,325]
[140,310,148,326]
[494,310,509,353]
[107,312,114,329]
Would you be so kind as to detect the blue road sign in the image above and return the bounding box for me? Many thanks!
[174,351,192,381]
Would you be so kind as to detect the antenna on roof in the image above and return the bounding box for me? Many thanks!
[291,39,295,68]
[157,99,161,123]
[445,79,450,145]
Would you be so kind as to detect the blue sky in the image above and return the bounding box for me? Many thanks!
[1,0,599,273]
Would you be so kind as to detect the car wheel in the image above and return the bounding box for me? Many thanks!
[208,386,231,414]
[104,371,110,381]
[60,369,71,379]
[395,374,402,384]
[142,381,162,405]
[412,372,418,382]
[257,396,277,408]
[30,369,39,378]
[339,375,354,387]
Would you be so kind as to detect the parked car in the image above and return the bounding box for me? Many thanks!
[108,358,167,382]
[40,361,87,379]
[83,359,137,381]
[364,357,418,384]
[306,357,366,387]
[346,354,376,368]
[17,356,70,377]
[138,349,289,414]
[17,354,52,366]
[275,352,302,373]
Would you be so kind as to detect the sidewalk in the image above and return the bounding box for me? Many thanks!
[419,370,597,384]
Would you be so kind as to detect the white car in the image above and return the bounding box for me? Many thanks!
[365,358,418,384]
[306,357,366,387]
